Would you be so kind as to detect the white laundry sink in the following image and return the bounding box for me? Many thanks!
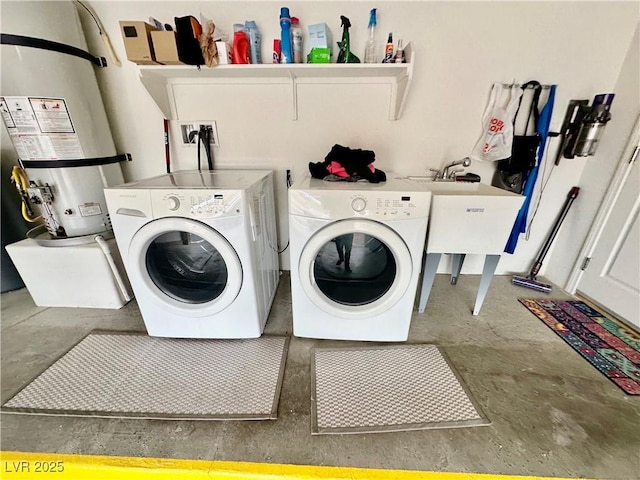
[400,177,525,315]
[404,179,525,254]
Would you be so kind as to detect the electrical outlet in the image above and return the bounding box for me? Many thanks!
[197,121,219,147]
[180,123,197,144]
[179,121,219,147]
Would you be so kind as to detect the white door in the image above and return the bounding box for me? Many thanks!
[128,217,243,317]
[576,120,640,328]
[298,218,413,319]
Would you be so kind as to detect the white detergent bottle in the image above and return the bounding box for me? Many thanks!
[291,16,303,63]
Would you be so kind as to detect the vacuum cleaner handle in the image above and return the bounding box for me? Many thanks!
[567,186,580,199]
[530,186,580,278]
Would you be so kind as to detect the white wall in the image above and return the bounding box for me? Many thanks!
[9,1,638,276]
[546,23,640,288]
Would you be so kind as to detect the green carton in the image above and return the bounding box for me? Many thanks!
[307,47,331,64]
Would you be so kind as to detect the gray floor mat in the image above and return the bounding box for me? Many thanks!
[3,332,289,420]
[312,344,490,434]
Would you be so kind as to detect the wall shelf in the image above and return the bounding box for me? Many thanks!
[138,44,414,121]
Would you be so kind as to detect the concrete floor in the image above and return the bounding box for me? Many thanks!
[2,272,639,479]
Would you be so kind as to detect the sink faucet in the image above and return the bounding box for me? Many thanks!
[430,157,472,181]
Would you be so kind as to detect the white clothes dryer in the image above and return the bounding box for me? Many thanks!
[104,170,279,338]
[289,176,431,341]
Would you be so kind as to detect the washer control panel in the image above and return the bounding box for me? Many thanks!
[151,190,242,218]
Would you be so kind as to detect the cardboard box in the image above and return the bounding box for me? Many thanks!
[151,30,184,65]
[119,21,162,65]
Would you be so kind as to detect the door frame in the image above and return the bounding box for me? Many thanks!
[566,114,640,293]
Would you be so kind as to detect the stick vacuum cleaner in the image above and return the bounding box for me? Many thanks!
[512,186,580,293]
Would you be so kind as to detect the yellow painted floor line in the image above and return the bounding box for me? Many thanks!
[1,451,593,480]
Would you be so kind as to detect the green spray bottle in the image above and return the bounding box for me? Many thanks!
[337,15,360,63]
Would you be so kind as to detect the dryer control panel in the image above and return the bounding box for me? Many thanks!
[150,190,242,219]
[290,189,431,220]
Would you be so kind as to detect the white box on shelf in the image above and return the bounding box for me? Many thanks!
[308,23,331,49]
[216,41,232,65]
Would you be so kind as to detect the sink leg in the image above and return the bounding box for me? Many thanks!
[473,254,501,316]
[451,253,466,285]
[418,253,441,313]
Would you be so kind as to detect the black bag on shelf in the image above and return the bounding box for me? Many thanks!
[174,16,205,65]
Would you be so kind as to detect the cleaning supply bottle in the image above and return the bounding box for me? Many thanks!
[394,39,405,63]
[364,8,377,64]
[245,20,262,64]
[273,39,281,63]
[279,7,293,64]
[382,32,394,63]
[291,16,303,63]
[336,15,360,63]
[232,25,250,64]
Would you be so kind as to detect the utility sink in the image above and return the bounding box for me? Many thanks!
[404,179,525,254]
[401,177,525,315]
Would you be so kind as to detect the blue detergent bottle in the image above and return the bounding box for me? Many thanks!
[245,20,262,64]
[279,7,293,63]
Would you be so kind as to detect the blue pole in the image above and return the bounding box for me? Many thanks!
[504,85,557,254]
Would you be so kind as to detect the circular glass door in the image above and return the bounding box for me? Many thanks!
[299,219,413,319]
[128,218,242,317]
[145,230,228,304]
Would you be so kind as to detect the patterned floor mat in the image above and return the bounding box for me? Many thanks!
[2,332,289,419]
[311,344,490,434]
[520,299,640,395]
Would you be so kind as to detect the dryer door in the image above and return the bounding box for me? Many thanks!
[299,219,413,319]
[128,217,242,317]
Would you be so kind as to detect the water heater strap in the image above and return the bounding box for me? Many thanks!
[19,153,131,169]
[0,33,107,67]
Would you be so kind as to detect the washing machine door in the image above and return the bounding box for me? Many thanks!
[128,217,242,317]
[299,218,413,319]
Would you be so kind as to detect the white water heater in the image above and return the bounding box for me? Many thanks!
[1,1,125,239]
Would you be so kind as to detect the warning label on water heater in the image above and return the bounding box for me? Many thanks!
[0,96,83,160]
[29,98,75,133]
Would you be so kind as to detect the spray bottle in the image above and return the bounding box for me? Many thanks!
[364,8,377,64]
[336,15,360,63]
[279,7,293,64]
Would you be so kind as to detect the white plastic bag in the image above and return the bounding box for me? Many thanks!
[470,83,523,162]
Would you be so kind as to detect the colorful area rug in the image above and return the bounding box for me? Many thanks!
[520,299,640,395]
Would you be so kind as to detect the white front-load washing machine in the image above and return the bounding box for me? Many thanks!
[289,176,431,341]
[104,170,279,338]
